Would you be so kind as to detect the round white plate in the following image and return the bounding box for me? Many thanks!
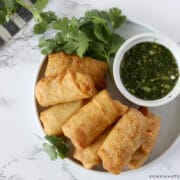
[35,19,180,175]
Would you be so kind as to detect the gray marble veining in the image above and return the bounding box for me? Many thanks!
[62,162,78,180]
[0,98,16,108]
[65,0,91,9]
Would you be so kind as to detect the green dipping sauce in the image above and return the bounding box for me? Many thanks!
[120,42,179,100]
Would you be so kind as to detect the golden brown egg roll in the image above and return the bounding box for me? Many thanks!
[73,128,111,169]
[35,70,96,107]
[40,101,85,136]
[128,112,160,169]
[62,90,128,149]
[98,108,148,174]
[45,52,108,89]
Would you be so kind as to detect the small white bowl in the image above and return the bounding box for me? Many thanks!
[113,33,180,107]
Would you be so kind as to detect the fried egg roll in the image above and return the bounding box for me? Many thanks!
[62,90,128,149]
[73,128,111,169]
[128,112,160,169]
[98,108,147,174]
[35,70,96,107]
[40,101,85,136]
[45,52,108,89]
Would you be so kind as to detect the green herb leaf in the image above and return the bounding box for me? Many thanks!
[63,40,78,54]
[93,24,108,43]
[107,33,124,56]
[52,17,70,32]
[3,0,15,11]
[109,8,126,29]
[43,143,58,160]
[38,37,57,54]
[45,135,69,159]
[34,0,48,10]
[33,11,57,34]
[0,10,6,24]
[34,21,48,34]
[76,31,90,57]
[87,41,108,61]
[85,9,99,18]
[40,11,57,23]
[38,7,126,71]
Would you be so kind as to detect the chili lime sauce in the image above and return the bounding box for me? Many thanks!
[120,42,179,100]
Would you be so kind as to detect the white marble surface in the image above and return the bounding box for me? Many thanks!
[0,0,180,179]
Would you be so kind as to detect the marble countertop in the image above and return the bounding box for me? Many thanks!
[0,0,180,179]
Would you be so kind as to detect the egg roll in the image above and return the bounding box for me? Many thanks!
[62,90,128,149]
[45,52,108,89]
[73,128,111,169]
[35,70,96,107]
[40,101,85,136]
[98,108,147,174]
[128,112,160,169]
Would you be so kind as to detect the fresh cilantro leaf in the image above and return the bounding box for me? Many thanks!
[63,40,78,54]
[55,32,66,45]
[34,0,48,10]
[98,10,110,22]
[87,41,108,61]
[34,21,48,34]
[33,11,57,34]
[15,0,42,22]
[38,37,57,54]
[40,11,57,23]
[76,31,90,57]
[109,8,126,29]
[0,0,17,22]
[85,9,100,18]
[68,17,79,33]
[52,17,70,32]
[43,143,58,160]
[3,0,15,11]
[94,24,108,43]
[107,33,124,56]
[0,10,6,24]
[45,135,69,159]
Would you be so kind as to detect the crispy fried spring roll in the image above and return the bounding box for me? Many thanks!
[35,70,96,107]
[45,52,108,89]
[128,112,160,169]
[73,128,111,169]
[62,90,128,149]
[40,101,85,136]
[98,109,147,174]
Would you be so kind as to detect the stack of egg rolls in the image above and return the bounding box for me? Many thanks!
[70,105,160,174]
[35,52,161,174]
[35,52,108,137]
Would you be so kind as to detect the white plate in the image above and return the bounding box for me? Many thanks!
[34,19,180,173]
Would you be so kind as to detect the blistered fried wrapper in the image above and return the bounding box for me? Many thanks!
[62,90,128,149]
[40,101,85,136]
[128,112,160,169]
[35,70,96,107]
[45,52,108,89]
[73,127,112,169]
[98,108,148,174]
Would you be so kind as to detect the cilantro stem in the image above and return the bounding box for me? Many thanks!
[15,0,42,22]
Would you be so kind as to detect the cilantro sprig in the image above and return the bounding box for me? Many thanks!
[43,135,69,160]
[0,0,19,24]
[0,0,57,34]
[38,8,126,65]
[0,2,126,70]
